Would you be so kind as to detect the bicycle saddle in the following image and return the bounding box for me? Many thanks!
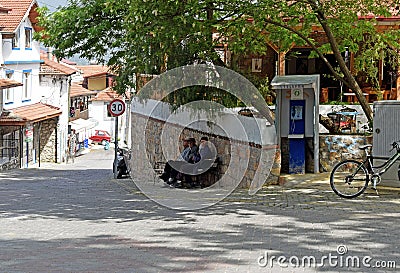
[359,144,372,150]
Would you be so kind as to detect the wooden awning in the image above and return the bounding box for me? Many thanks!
[0,78,23,89]
[0,103,62,126]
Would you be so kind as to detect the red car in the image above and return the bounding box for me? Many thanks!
[89,130,112,145]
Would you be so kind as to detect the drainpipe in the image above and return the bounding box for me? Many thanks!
[38,122,41,167]
[55,119,58,163]
[25,128,28,168]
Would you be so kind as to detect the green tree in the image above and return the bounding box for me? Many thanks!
[37,0,400,121]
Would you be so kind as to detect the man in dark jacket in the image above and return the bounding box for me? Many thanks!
[159,138,191,183]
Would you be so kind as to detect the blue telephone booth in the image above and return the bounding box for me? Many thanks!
[271,75,320,174]
[288,100,306,173]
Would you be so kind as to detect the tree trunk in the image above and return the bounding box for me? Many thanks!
[345,73,373,122]
[315,8,373,122]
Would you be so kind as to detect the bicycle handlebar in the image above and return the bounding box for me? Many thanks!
[390,141,400,152]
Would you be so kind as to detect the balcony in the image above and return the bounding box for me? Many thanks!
[69,108,89,121]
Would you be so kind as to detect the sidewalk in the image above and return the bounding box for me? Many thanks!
[280,171,400,192]
[1,147,399,273]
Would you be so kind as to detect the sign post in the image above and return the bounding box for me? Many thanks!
[25,125,33,168]
[108,99,126,178]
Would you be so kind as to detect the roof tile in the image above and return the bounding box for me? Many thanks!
[76,65,110,77]
[0,78,22,89]
[40,56,78,76]
[70,82,97,98]
[0,102,61,125]
[90,88,128,102]
[0,0,37,33]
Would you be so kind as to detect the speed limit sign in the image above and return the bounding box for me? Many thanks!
[108,99,126,117]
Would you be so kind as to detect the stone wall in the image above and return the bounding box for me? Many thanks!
[130,113,280,189]
[319,134,372,172]
[131,113,371,183]
[39,118,58,162]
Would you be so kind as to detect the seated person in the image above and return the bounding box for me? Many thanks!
[170,138,199,186]
[159,138,191,183]
[187,137,199,163]
[176,136,217,188]
[198,136,215,160]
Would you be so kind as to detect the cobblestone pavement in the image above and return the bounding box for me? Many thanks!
[0,146,400,272]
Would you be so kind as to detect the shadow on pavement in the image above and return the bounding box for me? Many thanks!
[0,149,399,272]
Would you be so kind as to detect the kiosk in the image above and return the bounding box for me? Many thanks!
[373,101,400,187]
[271,75,320,174]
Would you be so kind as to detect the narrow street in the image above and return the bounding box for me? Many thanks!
[0,147,399,272]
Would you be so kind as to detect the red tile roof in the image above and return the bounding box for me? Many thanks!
[0,3,11,13]
[0,78,22,89]
[0,0,40,33]
[40,56,78,76]
[76,65,110,77]
[61,58,77,65]
[0,102,61,125]
[90,88,128,102]
[0,112,25,125]
[70,82,97,98]
[83,71,115,78]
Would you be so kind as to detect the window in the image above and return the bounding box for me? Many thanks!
[12,28,20,49]
[25,27,32,49]
[22,71,31,100]
[4,71,14,103]
[252,58,262,72]
[105,102,112,118]
[1,131,18,159]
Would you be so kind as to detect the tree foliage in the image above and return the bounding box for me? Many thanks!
[36,0,400,121]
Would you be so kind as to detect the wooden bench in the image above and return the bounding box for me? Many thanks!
[189,157,221,188]
[153,156,222,188]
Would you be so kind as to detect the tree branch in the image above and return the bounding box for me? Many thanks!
[262,17,348,86]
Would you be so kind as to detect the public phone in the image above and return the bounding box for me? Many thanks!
[289,101,305,135]
[290,105,303,120]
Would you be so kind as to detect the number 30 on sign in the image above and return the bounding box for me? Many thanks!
[108,99,126,117]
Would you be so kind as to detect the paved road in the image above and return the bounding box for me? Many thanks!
[0,147,399,272]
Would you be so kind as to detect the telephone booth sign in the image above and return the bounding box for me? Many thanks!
[271,75,320,174]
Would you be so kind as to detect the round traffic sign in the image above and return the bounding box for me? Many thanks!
[108,99,126,117]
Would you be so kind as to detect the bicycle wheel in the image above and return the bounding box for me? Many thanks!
[330,160,369,198]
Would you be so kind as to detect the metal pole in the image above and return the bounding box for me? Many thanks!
[113,116,119,178]
[19,127,23,168]
[26,139,29,168]
[38,123,41,167]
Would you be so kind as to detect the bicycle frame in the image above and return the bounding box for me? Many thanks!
[330,142,400,198]
[366,149,400,176]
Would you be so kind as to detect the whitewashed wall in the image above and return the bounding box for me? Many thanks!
[1,16,41,110]
[130,98,276,145]
[39,75,71,162]
[89,100,128,143]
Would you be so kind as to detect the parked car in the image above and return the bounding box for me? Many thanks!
[89,130,112,145]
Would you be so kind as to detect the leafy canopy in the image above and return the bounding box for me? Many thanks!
[37,0,400,108]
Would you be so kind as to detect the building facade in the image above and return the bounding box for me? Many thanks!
[0,0,68,169]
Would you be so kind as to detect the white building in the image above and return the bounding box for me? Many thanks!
[0,0,68,169]
[39,55,77,162]
[89,88,130,145]
[0,0,42,109]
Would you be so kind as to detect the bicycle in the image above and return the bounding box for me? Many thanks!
[330,141,400,198]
